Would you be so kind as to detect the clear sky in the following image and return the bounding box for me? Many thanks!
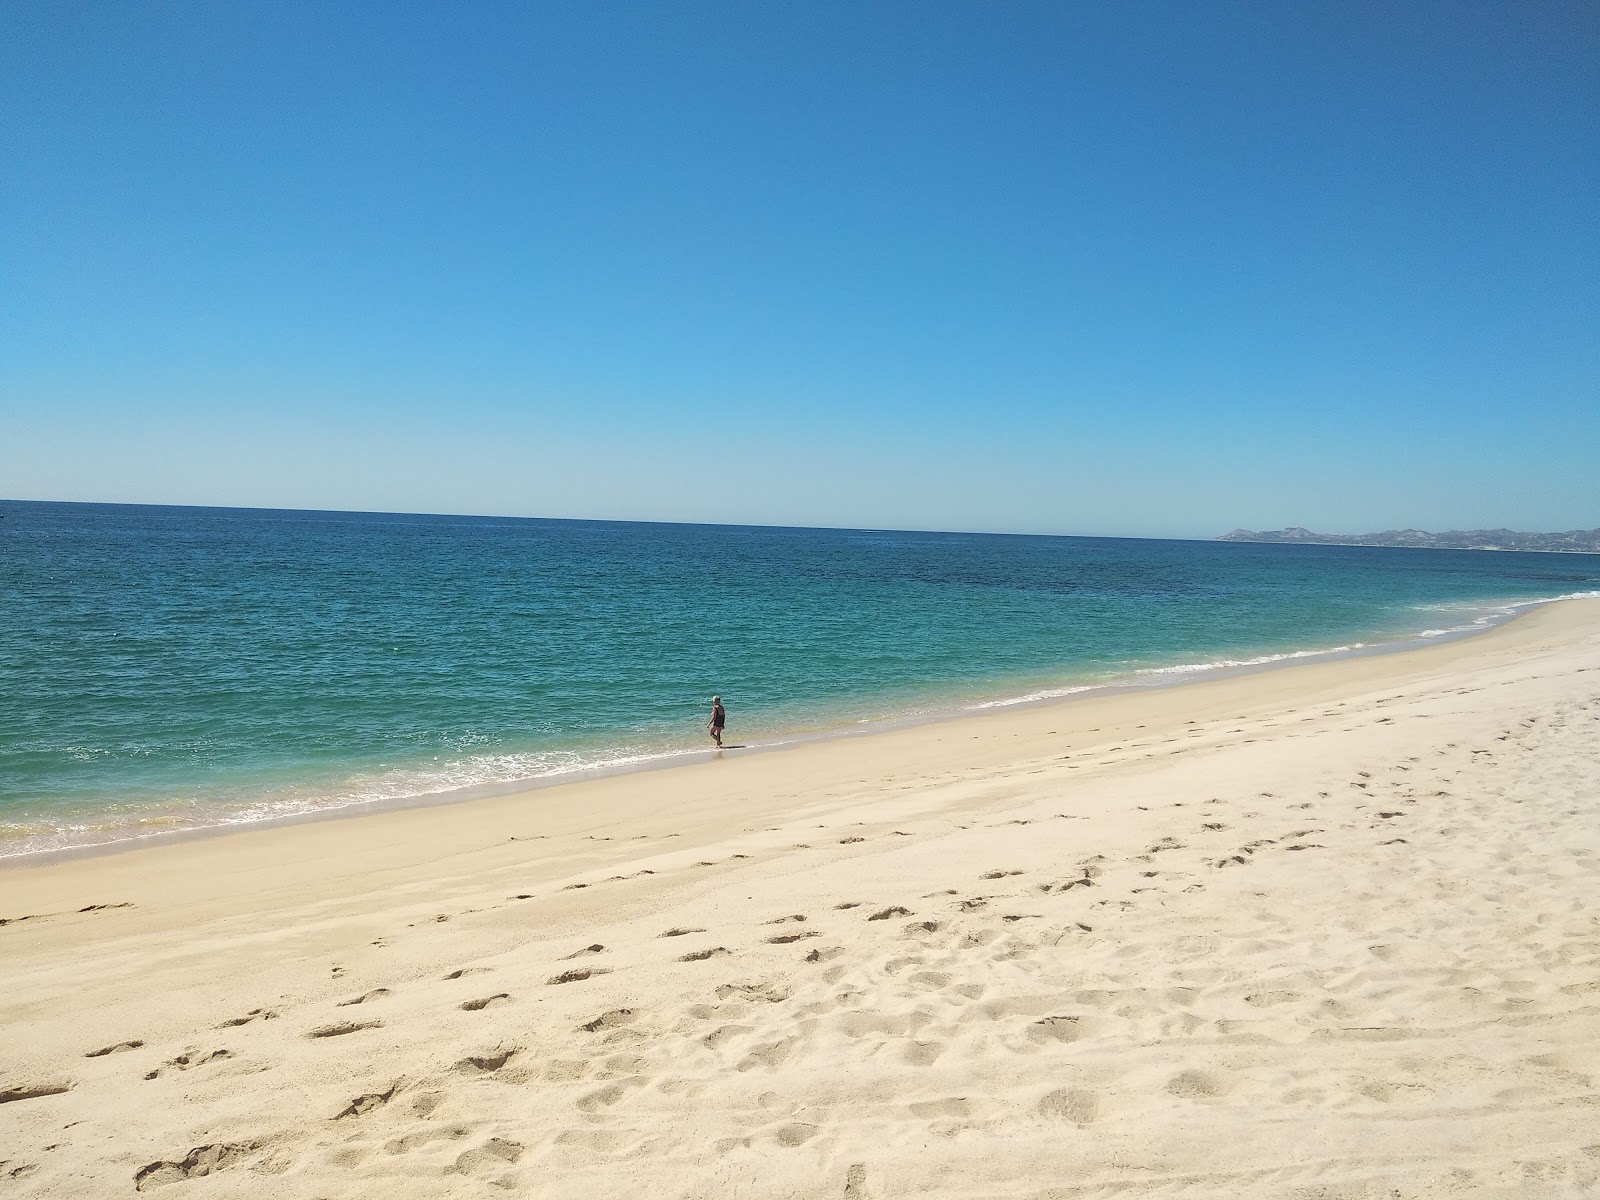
[3,1,1596,538]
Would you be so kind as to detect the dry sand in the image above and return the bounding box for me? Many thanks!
[3,599,1599,1198]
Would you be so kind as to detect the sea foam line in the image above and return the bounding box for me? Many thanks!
[968,589,1600,709]
[0,743,714,859]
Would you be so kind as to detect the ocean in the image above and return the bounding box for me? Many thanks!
[3,500,1597,859]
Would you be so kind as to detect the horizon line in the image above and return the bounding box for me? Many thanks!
[5,497,1594,548]
[0,496,1218,544]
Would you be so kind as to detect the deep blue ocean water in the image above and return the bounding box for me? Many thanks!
[3,500,1597,857]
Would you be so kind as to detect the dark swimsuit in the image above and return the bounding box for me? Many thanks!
[711,707,725,729]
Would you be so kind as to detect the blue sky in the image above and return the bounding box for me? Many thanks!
[3,1,1596,537]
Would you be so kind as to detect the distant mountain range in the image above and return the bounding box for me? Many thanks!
[1216,527,1600,553]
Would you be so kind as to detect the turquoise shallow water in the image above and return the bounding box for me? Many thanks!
[3,500,1598,857]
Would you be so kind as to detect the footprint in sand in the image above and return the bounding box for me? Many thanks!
[384,1125,472,1155]
[1037,1088,1100,1124]
[1359,1080,1430,1104]
[134,1142,256,1192]
[594,1052,649,1080]
[307,1021,381,1039]
[460,993,511,1011]
[85,1040,144,1057]
[580,1008,637,1033]
[406,1092,446,1117]
[771,1122,819,1147]
[561,944,606,959]
[737,1038,797,1071]
[218,1008,277,1028]
[453,1137,524,1180]
[334,1081,400,1119]
[679,947,730,962]
[868,906,911,921]
[0,1082,72,1104]
[577,1078,645,1112]
[542,1059,590,1082]
[167,1049,233,1068]
[1028,1015,1091,1044]
[548,968,610,985]
[443,967,490,980]
[1244,990,1301,1008]
[659,928,707,938]
[702,1024,751,1048]
[716,982,788,1003]
[452,1047,518,1075]
[1047,875,1094,892]
[1167,1069,1230,1099]
[337,989,391,1007]
[554,1128,634,1152]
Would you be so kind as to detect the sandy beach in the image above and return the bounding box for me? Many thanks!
[3,598,1599,1198]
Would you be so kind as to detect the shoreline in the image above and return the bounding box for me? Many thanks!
[4,593,1596,904]
[5,586,1594,868]
[3,595,1597,1197]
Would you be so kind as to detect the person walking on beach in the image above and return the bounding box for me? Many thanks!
[708,696,726,748]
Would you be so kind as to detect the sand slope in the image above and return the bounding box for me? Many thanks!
[3,600,1599,1198]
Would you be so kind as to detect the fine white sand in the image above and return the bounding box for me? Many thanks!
[3,599,1599,1198]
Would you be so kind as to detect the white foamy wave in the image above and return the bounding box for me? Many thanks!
[298,744,704,810]
[969,685,1097,709]
[1133,644,1366,678]
[0,742,710,859]
[1407,589,1600,638]
[897,590,1600,721]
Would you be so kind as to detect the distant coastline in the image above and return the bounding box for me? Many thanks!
[1217,526,1600,554]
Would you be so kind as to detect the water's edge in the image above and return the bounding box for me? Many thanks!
[8,589,1588,870]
